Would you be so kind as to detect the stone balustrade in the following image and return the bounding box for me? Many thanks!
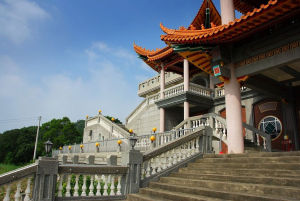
[135,128,194,152]
[163,83,184,98]
[189,83,212,97]
[0,163,37,201]
[85,114,130,141]
[140,128,208,184]
[56,165,127,199]
[215,86,249,98]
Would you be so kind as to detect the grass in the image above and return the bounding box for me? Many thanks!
[0,163,21,174]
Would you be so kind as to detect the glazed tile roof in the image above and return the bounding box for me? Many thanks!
[133,0,220,64]
[234,0,270,14]
[133,43,174,61]
[161,0,300,44]
[190,0,221,29]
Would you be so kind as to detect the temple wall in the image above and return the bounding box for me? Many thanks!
[126,103,160,135]
[83,124,111,143]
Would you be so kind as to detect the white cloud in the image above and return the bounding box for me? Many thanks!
[0,0,49,44]
[0,45,140,132]
[88,41,136,63]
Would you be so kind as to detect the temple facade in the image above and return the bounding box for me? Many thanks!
[84,0,300,154]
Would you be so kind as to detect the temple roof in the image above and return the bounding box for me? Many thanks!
[161,0,300,44]
[189,0,221,30]
[234,0,270,14]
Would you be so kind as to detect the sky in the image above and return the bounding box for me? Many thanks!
[0,0,226,132]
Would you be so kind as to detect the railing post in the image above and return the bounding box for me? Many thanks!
[266,135,272,152]
[206,127,213,153]
[33,157,58,201]
[122,149,143,194]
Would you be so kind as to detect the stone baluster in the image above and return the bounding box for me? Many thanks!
[103,175,108,196]
[89,175,94,196]
[58,174,64,197]
[82,175,87,196]
[196,136,200,152]
[96,175,101,196]
[256,134,260,146]
[73,175,79,197]
[263,138,267,150]
[151,158,156,174]
[14,181,21,201]
[177,147,182,162]
[161,153,166,170]
[65,175,71,197]
[117,175,122,195]
[110,175,115,196]
[165,151,171,168]
[172,149,177,164]
[145,162,150,177]
[24,177,32,201]
[3,183,11,201]
[156,156,162,173]
[187,142,192,158]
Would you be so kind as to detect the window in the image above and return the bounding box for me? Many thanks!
[259,116,282,141]
[89,130,93,141]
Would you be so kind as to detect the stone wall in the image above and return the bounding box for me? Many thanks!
[126,103,160,135]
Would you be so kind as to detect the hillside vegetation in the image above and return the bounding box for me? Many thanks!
[0,117,85,165]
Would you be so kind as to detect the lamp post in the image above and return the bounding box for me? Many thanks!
[44,140,53,157]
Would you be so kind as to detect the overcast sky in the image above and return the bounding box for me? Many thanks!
[0,0,228,132]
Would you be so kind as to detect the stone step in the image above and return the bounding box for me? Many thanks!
[203,151,300,158]
[187,162,300,170]
[149,182,294,201]
[138,187,230,201]
[158,177,300,200]
[198,156,300,163]
[127,193,173,201]
[180,167,300,177]
[169,172,300,187]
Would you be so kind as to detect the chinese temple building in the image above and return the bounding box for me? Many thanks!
[131,0,300,153]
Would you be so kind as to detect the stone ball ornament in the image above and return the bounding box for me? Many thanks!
[150,135,156,142]
[95,142,100,147]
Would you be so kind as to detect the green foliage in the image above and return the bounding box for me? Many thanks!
[0,117,85,165]
[0,163,21,174]
[104,116,122,124]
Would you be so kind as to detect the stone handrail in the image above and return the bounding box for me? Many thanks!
[138,72,182,97]
[54,138,129,155]
[140,127,209,185]
[86,113,130,139]
[174,112,271,152]
[0,163,38,201]
[163,83,184,98]
[56,165,127,199]
[189,83,213,97]
[214,86,249,98]
[135,128,194,152]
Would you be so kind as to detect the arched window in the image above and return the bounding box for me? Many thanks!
[259,116,282,141]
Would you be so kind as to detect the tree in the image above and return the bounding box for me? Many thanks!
[104,116,122,124]
[0,117,85,165]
